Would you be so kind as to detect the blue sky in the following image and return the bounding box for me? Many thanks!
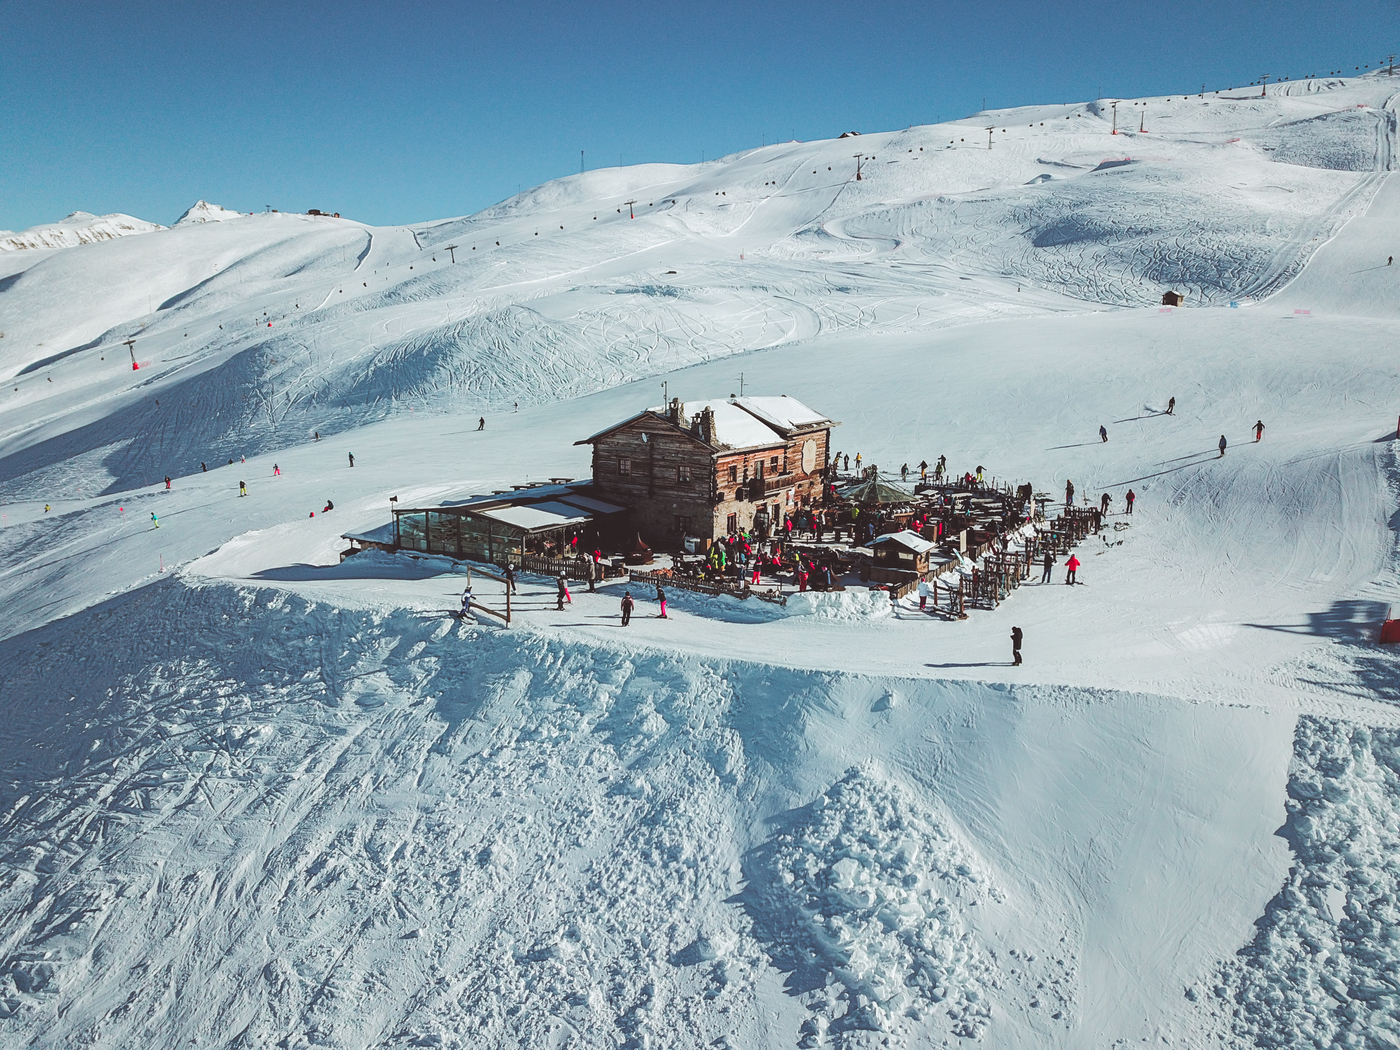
[3,0,1396,230]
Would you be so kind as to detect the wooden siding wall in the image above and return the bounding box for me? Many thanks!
[592,417,831,545]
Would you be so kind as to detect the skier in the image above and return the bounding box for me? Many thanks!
[556,573,571,610]
[1167,396,1175,415]
[151,512,160,528]
[273,463,281,476]
[1100,492,1111,514]
[314,431,320,441]
[348,453,355,468]
[1065,554,1080,584]
[460,586,473,618]
[1011,626,1023,666]
[855,453,862,473]
[1065,479,1075,507]
[504,564,517,594]
[200,462,207,472]
[239,480,247,496]
[1218,434,1228,457]
[1254,419,1265,442]
[656,583,667,618]
[1099,425,1108,443]
[477,417,485,431]
[620,591,634,626]
[1126,489,1136,514]
[323,500,334,512]
[1040,549,1054,583]
[44,504,50,513]
[918,459,929,480]
[975,465,985,486]
[164,476,171,490]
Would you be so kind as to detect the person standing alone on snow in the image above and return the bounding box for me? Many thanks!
[621,591,634,626]
[1218,435,1228,457]
[1041,549,1054,583]
[1011,626,1023,666]
[1254,419,1266,442]
[1065,479,1075,508]
[1126,489,1136,514]
[1099,425,1108,443]
[164,476,171,490]
[477,417,485,431]
[1065,554,1080,584]
[1167,396,1175,415]
[348,453,355,468]
[656,583,667,619]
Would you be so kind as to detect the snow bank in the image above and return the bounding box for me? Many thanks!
[1216,717,1400,1047]
[744,768,1000,1041]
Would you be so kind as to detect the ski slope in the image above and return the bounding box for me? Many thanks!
[1,72,1399,1050]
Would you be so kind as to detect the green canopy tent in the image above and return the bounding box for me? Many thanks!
[834,475,914,506]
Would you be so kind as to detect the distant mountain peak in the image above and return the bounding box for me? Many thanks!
[0,211,164,251]
[173,200,245,226]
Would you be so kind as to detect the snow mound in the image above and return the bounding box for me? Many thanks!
[172,200,244,226]
[1216,717,1400,1047]
[744,767,1001,1042]
[0,211,164,251]
[783,588,896,621]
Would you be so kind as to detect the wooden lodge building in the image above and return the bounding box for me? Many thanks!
[576,395,837,546]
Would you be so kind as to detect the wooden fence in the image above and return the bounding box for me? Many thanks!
[628,568,787,606]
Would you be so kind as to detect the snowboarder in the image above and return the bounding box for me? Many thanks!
[1065,479,1075,507]
[460,587,473,617]
[348,453,355,467]
[1100,492,1111,514]
[1126,489,1136,514]
[556,573,571,610]
[1254,419,1265,442]
[273,464,281,475]
[1099,425,1108,443]
[44,504,50,513]
[239,480,247,496]
[975,465,985,486]
[151,512,159,528]
[1041,549,1054,583]
[1167,396,1175,415]
[1218,435,1228,457]
[1011,626,1023,666]
[1065,554,1080,584]
[504,564,517,594]
[323,500,333,512]
[621,591,634,626]
[477,417,485,431]
[656,583,667,618]
[164,476,171,490]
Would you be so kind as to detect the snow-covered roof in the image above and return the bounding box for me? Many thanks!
[577,395,835,452]
[869,530,939,555]
[342,521,396,545]
[728,395,833,434]
[477,500,596,532]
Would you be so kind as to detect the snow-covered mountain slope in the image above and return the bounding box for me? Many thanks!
[172,199,246,226]
[0,210,164,251]
[2,71,1400,1050]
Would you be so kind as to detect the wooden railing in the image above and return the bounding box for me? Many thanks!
[628,568,787,605]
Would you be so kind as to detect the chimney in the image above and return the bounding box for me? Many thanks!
[700,408,714,445]
[670,397,681,424]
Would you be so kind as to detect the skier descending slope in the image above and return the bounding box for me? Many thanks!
[1254,419,1266,441]
[1099,425,1108,443]
[151,512,159,528]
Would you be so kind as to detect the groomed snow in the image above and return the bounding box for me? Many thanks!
[2,71,1400,1049]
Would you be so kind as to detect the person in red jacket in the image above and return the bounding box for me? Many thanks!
[1065,554,1080,585]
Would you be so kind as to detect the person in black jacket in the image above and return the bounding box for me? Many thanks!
[621,591,634,626]
[1040,549,1053,583]
[1011,626,1023,666]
